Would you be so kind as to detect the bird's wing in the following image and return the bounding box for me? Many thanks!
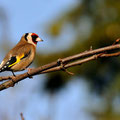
[0,44,33,72]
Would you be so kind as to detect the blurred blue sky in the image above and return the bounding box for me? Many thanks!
[0,0,102,120]
[0,0,80,54]
[0,0,78,37]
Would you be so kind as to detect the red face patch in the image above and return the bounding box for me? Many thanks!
[32,33,39,37]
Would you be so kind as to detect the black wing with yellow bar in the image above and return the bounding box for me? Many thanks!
[0,51,31,72]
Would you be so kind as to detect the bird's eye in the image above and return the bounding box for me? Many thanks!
[32,35,38,41]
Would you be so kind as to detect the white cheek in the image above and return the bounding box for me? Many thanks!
[27,37,36,46]
[27,34,37,46]
[29,41,36,46]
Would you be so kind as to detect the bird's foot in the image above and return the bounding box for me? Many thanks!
[12,71,16,77]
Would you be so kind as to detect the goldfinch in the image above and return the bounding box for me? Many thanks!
[0,33,43,76]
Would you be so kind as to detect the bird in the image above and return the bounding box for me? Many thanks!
[0,33,43,76]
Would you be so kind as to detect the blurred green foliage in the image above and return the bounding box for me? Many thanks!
[35,0,120,119]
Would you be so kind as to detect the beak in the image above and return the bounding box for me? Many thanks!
[36,37,43,42]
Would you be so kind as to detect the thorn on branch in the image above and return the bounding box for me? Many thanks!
[113,38,120,45]
[90,46,93,51]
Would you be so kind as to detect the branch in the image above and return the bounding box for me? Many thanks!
[0,42,120,91]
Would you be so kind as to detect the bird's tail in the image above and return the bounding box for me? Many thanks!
[0,62,7,72]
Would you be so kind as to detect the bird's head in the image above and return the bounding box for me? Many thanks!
[22,33,43,46]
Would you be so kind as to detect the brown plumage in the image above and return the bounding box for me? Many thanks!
[0,33,43,75]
